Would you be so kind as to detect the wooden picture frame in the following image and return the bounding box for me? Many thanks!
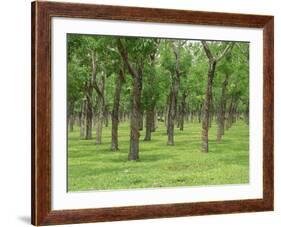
[31,1,274,226]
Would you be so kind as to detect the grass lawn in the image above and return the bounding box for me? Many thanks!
[68,120,249,192]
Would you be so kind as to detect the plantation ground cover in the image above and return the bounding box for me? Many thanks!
[68,121,249,191]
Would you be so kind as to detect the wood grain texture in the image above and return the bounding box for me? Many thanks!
[31,1,274,226]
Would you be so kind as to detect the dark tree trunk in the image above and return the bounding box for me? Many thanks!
[69,114,75,132]
[151,110,157,132]
[167,42,182,145]
[111,69,124,151]
[144,109,154,141]
[85,95,93,139]
[179,91,187,131]
[79,99,86,138]
[68,102,75,132]
[202,60,216,152]
[139,110,144,131]
[104,105,109,127]
[129,75,142,160]
[201,41,234,152]
[225,96,237,130]
[244,101,249,125]
[167,76,180,145]
[117,38,144,161]
[95,76,105,144]
[217,74,229,142]
[95,97,103,144]
[198,109,202,123]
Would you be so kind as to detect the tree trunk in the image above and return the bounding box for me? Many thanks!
[139,110,144,131]
[117,38,144,161]
[144,109,154,141]
[244,101,249,125]
[79,100,86,138]
[167,76,180,145]
[111,69,124,151]
[202,60,216,152]
[151,110,157,132]
[69,114,75,132]
[179,91,187,131]
[226,97,237,130]
[129,75,142,160]
[95,98,103,144]
[95,77,105,144]
[85,95,93,139]
[104,105,109,127]
[217,74,229,142]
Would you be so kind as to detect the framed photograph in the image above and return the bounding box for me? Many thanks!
[31,1,274,226]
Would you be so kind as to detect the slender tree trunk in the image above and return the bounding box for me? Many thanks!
[139,110,144,131]
[144,109,154,141]
[129,75,142,160]
[167,76,180,145]
[217,74,229,142]
[69,114,75,132]
[111,69,124,151]
[79,100,86,138]
[104,105,109,127]
[179,91,187,131]
[95,97,103,144]
[164,98,169,127]
[85,93,93,140]
[244,101,249,125]
[95,77,105,144]
[226,97,236,130]
[202,60,216,152]
[151,110,157,132]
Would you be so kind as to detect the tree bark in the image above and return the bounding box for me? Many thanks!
[117,38,143,161]
[167,42,181,145]
[179,91,187,131]
[167,76,180,145]
[95,75,105,144]
[85,94,93,139]
[139,110,144,131]
[79,99,86,138]
[144,109,154,141]
[111,68,124,151]
[202,60,216,152]
[244,101,249,125]
[104,105,109,127]
[69,114,75,132]
[201,41,234,152]
[217,74,229,141]
[129,75,142,160]
[151,110,157,132]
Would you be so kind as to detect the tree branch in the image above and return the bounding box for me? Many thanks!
[201,41,214,61]
[116,38,138,78]
[91,52,103,98]
[216,42,235,62]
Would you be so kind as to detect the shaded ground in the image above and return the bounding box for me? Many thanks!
[68,121,249,191]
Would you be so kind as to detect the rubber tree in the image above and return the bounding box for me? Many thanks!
[117,38,158,160]
[111,62,126,151]
[161,40,190,145]
[201,41,234,152]
[143,42,160,141]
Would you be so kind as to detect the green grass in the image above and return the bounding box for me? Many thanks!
[68,120,249,192]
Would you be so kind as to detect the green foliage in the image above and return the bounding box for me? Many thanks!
[67,35,249,116]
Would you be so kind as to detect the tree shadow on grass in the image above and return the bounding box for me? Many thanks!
[218,154,249,166]
[139,152,174,162]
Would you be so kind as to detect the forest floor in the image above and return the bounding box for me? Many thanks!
[68,121,249,192]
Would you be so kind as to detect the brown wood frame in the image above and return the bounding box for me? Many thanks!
[31,1,274,226]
